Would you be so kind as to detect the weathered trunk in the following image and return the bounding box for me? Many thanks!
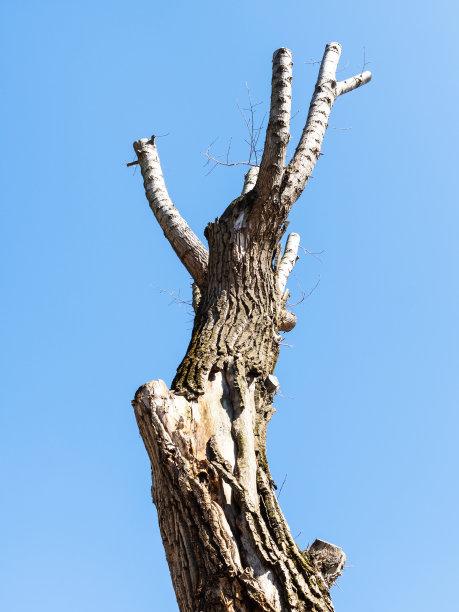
[130,43,371,611]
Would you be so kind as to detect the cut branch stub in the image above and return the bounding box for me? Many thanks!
[308,539,346,588]
[133,136,209,288]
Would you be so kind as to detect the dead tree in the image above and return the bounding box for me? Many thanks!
[131,43,371,611]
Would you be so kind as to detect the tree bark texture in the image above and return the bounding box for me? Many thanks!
[131,43,371,611]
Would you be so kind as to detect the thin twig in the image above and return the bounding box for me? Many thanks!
[361,46,370,73]
[277,474,288,500]
[151,285,194,313]
[298,245,325,264]
[203,85,264,173]
[226,137,232,164]
[286,275,321,307]
[275,392,294,399]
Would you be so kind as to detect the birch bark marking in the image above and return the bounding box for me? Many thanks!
[281,42,371,210]
[134,137,209,288]
[242,166,260,195]
[256,48,293,200]
[130,42,371,611]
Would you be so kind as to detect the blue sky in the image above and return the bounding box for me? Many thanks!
[1,1,458,610]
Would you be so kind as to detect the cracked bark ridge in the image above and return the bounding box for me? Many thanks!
[131,42,371,611]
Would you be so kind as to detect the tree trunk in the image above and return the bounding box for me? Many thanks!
[130,43,371,611]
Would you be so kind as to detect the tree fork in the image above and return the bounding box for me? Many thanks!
[131,43,371,611]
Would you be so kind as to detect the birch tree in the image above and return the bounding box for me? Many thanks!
[131,42,371,611]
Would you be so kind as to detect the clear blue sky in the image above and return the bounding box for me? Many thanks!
[1,1,458,610]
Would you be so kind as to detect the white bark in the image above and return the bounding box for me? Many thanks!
[256,48,293,200]
[277,232,300,295]
[336,70,372,96]
[281,43,371,208]
[133,136,209,287]
[242,166,259,195]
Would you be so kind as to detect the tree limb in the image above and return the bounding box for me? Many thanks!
[277,232,300,295]
[133,136,208,287]
[256,48,293,200]
[336,70,372,96]
[280,42,371,208]
[242,166,259,195]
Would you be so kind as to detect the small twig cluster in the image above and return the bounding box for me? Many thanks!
[151,285,193,314]
[202,84,267,175]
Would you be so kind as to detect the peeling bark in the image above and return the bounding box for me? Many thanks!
[130,43,371,611]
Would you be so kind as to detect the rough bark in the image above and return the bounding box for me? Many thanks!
[131,43,371,611]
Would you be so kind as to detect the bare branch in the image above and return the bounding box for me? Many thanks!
[277,473,287,499]
[361,45,370,73]
[277,232,300,294]
[280,42,342,204]
[241,166,259,195]
[256,48,293,199]
[281,42,371,208]
[203,88,266,175]
[286,275,321,307]
[202,144,256,171]
[134,136,208,287]
[336,70,372,96]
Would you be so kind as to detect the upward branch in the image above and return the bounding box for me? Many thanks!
[133,137,208,288]
[281,42,372,210]
[256,48,293,200]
